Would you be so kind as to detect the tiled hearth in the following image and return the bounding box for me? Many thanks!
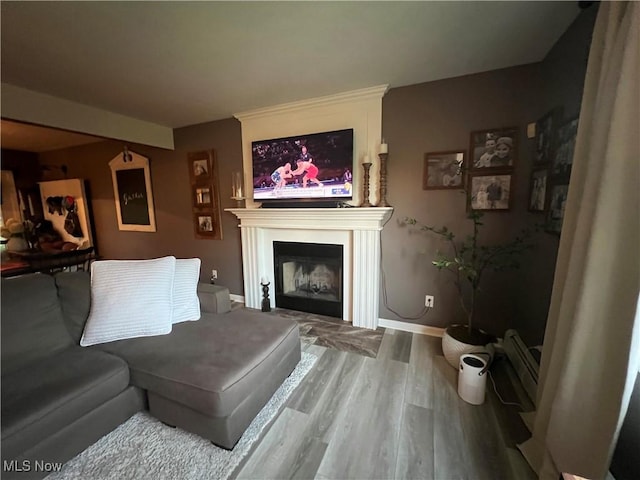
[227,207,393,329]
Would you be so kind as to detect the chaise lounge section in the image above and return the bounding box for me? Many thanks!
[96,309,300,449]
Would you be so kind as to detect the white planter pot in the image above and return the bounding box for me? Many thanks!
[442,327,490,369]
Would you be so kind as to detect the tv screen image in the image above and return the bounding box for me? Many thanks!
[252,128,354,202]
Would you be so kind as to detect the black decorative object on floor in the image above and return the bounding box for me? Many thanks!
[261,281,271,312]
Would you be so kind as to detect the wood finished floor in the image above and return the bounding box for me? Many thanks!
[231,324,537,480]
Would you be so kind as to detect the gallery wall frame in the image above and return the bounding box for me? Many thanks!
[542,115,578,234]
[535,107,564,165]
[469,127,518,171]
[468,171,513,211]
[108,150,156,232]
[194,186,213,207]
[528,168,548,213]
[188,150,222,240]
[423,150,465,190]
[546,184,569,234]
[550,117,579,184]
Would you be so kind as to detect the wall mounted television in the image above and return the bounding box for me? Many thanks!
[252,128,354,204]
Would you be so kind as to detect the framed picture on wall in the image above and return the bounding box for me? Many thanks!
[546,184,569,234]
[195,213,215,235]
[187,150,222,240]
[469,127,518,170]
[550,117,579,184]
[468,172,512,211]
[194,187,212,206]
[422,151,465,190]
[528,168,548,212]
[535,107,563,165]
[191,157,211,180]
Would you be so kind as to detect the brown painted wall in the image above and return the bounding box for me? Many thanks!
[37,118,246,294]
[380,64,548,338]
[380,7,596,344]
[510,7,597,344]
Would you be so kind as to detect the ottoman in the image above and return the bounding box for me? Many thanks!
[96,308,300,449]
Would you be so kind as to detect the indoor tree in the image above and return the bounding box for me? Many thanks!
[404,210,533,343]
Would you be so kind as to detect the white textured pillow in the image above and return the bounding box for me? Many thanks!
[172,258,201,324]
[80,256,177,347]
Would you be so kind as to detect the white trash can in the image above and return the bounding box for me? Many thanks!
[458,353,488,405]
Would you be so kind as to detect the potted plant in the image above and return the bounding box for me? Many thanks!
[404,211,532,368]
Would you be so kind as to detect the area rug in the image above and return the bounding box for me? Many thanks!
[47,352,317,480]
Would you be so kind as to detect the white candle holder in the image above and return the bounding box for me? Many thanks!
[231,171,245,200]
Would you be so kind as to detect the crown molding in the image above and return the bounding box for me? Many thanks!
[234,85,389,122]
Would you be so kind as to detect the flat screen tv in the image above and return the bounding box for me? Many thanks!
[252,128,354,204]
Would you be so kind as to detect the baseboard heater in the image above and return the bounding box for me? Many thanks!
[503,329,539,406]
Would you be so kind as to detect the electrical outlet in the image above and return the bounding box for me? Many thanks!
[211,269,218,280]
[425,295,434,308]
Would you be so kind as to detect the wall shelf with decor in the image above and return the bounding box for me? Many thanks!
[187,150,222,240]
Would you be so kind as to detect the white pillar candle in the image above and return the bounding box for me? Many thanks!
[362,155,370,164]
[232,171,244,199]
[261,276,268,284]
[380,143,388,154]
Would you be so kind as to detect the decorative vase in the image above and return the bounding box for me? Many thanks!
[442,324,494,369]
[6,236,28,252]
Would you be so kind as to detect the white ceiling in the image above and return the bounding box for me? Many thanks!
[1,1,580,131]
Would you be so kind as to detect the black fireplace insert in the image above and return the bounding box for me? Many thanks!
[273,241,343,318]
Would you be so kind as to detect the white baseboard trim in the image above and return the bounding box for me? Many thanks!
[229,294,245,303]
[378,318,445,337]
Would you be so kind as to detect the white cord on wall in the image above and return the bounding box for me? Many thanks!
[379,210,433,320]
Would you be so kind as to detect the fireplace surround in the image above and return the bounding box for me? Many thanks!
[227,207,393,329]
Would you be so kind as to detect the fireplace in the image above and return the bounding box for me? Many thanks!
[227,207,392,329]
[273,241,343,318]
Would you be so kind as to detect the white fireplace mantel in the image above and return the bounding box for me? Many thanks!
[227,207,393,329]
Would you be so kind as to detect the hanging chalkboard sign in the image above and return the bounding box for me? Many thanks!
[115,168,150,225]
[109,151,156,232]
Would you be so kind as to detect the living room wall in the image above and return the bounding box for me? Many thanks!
[511,6,597,344]
[37,118,247,294]
[380,64,546,338]
[380,7,596,344]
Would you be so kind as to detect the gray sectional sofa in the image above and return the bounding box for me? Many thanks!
[1,272,301,479]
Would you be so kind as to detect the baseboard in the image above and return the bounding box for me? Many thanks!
[378,318,445,337]
[229,294,245,303]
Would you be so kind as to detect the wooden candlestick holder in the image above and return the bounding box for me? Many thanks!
[361,162,372,207]
[377,153,389,207]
